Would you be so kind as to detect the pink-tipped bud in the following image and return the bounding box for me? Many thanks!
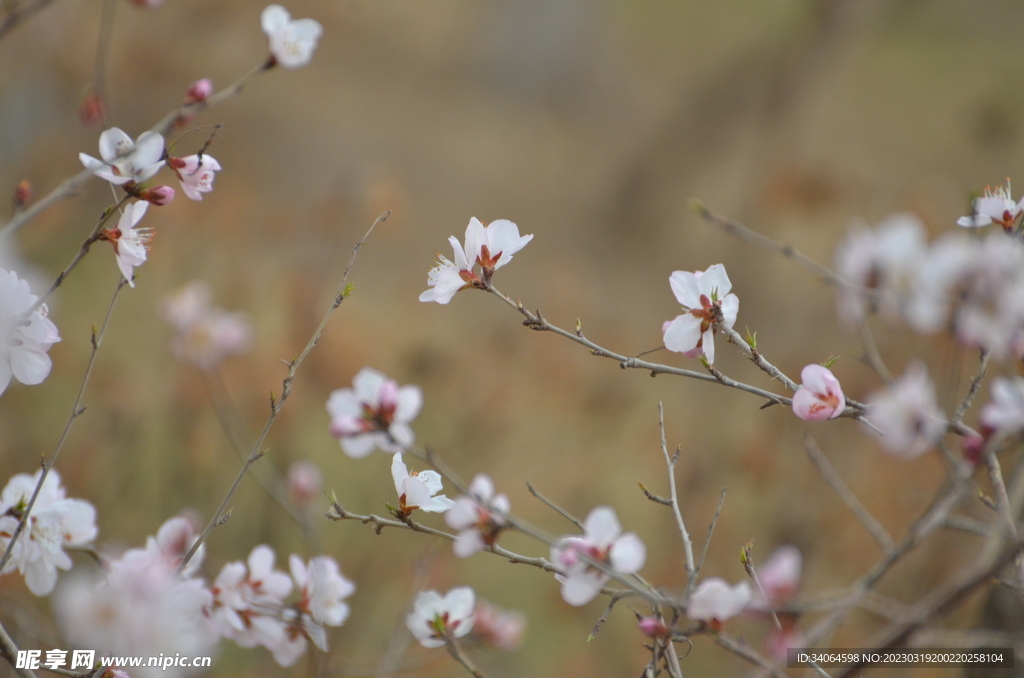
[963,427,992,467]
[79,92,105,126]
[129,0,163,8]
[141,185,175,206]
[638,616,671,639]
[12,180,32,211]
[184,79,213,105]
[287,461,323,508]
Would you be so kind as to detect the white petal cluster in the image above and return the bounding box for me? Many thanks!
[105,201,151,287]
[420,217,533,304]
[687,578,752,626]
[261,5,322,69]
[326,367,422,457]
[208,545,354,667]
[391,453,455,515]
[160,281,251,370]
[834,213,928,326]
[169,154,222,201]
[406,586,475,648]
[550,507,646,606]
[79,128,165,186]
[0,470,96,596]
[662,264,739,365]
[444,474,510,558]
[834,214,1024,360]
[980,377,1024,435]
[957,180,1024,229]
[53,517,213,678]
[0,267,60,397]
[866,361,946,458]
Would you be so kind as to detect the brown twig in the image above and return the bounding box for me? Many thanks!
[657,403,695,578]
[526,481,583,530]
[0,277,126,574]
[176,213,387,573]
[0,618,36,678]
[804,434,893,553]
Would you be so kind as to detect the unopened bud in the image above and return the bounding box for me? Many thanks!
[287,461,323,508]
[141,185,175,206]
[12,180,32,211]
[637,616,671,639]
[129,0,163,7]
[79,92,105,126]
[184,78,213,105]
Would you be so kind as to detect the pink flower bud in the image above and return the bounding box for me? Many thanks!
[129,0,163,8]
[141,185,175,206]
[79,92,105,126]
[792,364,845,421]
[12,180,31,210]
[637,616,670,639]
[287,461,323,508]
[184,79,213,105]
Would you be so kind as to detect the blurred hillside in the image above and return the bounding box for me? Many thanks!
[2,0,1024,676]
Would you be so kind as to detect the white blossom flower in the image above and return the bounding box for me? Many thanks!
[99,202,151,287]
[753,545,802,608]
[957,180,1023,230]
[0,267,60,397]
[406,587,475,648]
[261,5,323,69]
[662,264,739,365]
[290,555,354,628]
[792,365,845,421]
[0,470,97,596]
[143,515,204,579]
[980,377,1024,435]
[54,533,215,678]
[208,545,293,655]
[419,217,533,304]
[550,506,646,607]
[391,453,455,516]
[687,578,751,626]
[160,282,251,369]
[469,600,525,650]
[168,155,221,201]
[326,368,422,457]
[444,474,510,558]
[834,213,929,326]
[866,361,946,458]
[79,128,165,186]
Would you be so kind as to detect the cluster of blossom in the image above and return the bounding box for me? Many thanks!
[53,516,353,672]
[403,586,524,650]
[0,3,321,403]
[207,545,354,666]
[648,545,803,660]
[836,198,1024,360]
[325,365,650,613]
[0,470,96,595]
[159,282,251,370]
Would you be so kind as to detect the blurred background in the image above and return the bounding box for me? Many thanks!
[2,0,1023,676]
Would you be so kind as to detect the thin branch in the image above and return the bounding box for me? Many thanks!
[587,591,634,643]
[952,349,990,428]
[804,435,893,553]
[0,60,271,240]
[0,618,37,678]
[0,277,126,574]
[719,326,799,393]
[984,453,1024,591]
[176,213,387,573]
[16,195,129,324]
[857,320,893,385]
[639,483,673,506]
[658,403,695,578]
[526,481,583,530]
[692,487,727,590]
[741,542,783,631]
[714,631,789,677]
[0,0,59,41]
[692,200,849,289]
[445,639,488,678]
[326,503,559,573]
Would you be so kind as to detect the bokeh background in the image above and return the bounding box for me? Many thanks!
[2,0,1024,676]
